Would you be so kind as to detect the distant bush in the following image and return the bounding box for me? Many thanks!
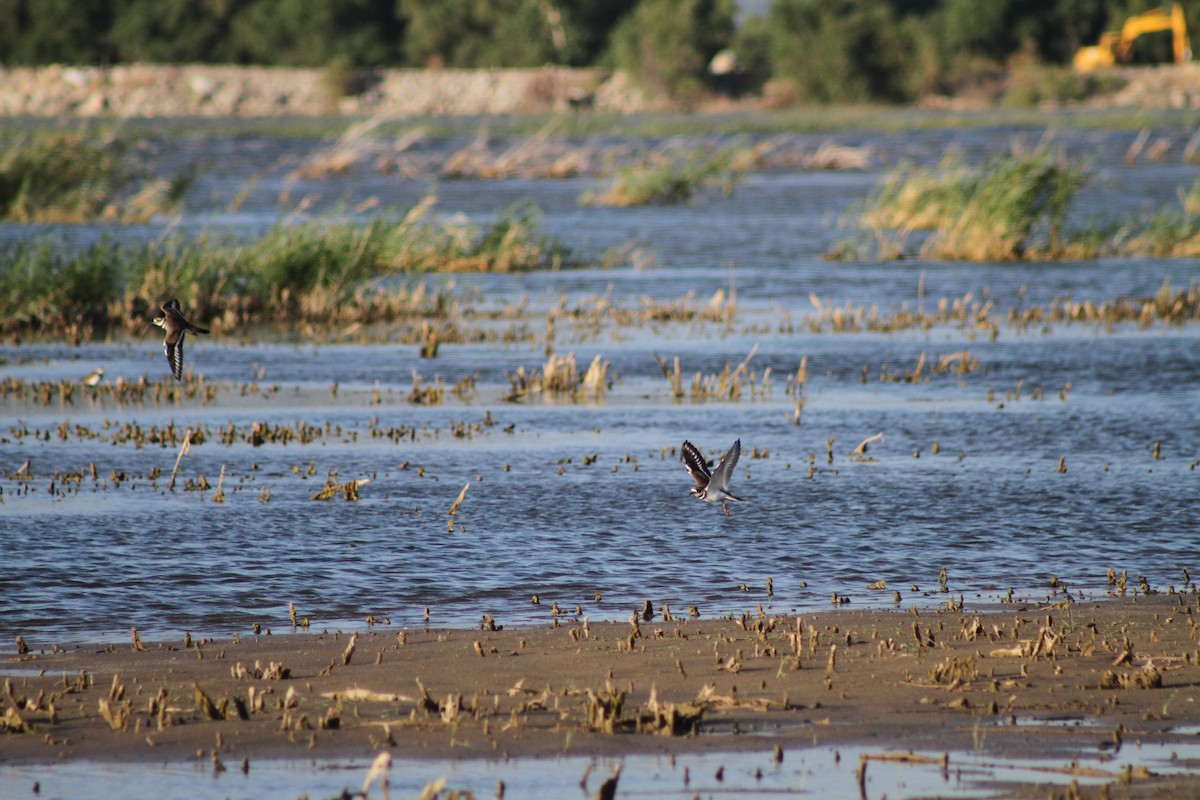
[0,0,1191,106]
[0,0,627,69]
[0,0,115,64]
[399,0,639,68]
[401,0,562,68]
[608,0,737,102]
[107,0,239,63]
[761,0,1182,105]
[730,15,773,96]
[767,0,929,104]
[222,0,404,67]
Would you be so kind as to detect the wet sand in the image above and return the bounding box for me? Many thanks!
[4,596,1200,797]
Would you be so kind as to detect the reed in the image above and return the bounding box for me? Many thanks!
[930,154,1085,260]
[0,132,126,222]
[408,371,445,405]
[580,148,739,207]
[1118,182,1200,257]
[580,354,609,396]
[859,154,975,232]
[0,195,568,338]
[0,239,124,340]
[860,152,1087,261]
[0,131,192,223]
[654,344,768,402]
[503,352,610,401]
[540,352,579,393]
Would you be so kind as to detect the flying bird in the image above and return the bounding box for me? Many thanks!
[153,298,209,381]
[681,438,743,515]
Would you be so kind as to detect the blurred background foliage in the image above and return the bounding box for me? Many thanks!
[0,0,1193,104]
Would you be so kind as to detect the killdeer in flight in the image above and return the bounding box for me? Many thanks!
[153,298,209,381]
[681,438,743,515]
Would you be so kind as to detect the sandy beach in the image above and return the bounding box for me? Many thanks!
[4,595,1200,797]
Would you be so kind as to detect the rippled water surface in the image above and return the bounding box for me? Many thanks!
[4,738,1200,800]
[2,118,1199,645]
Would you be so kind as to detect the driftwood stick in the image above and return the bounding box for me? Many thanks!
[168,430,192,491]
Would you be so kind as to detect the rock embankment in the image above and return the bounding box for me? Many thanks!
[1095,62,1200,108]
[1,62,1198,118]
[0,64,658,117]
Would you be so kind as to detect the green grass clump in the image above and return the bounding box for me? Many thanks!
[0,133,128,222]
[851,157,1200,263]
[134,197,566,325]
[859,153,975,232]
[0,195,569,338]
[580,149,740,206]
[0,131,193,223]
[860,152,1087,260]
[1,239,125,340]
[373,197,564,273]
[1116,181,1200,258]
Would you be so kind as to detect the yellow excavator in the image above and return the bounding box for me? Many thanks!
[1074,3,1192,71]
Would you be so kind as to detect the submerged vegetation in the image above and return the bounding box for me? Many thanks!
[0,196,567,338]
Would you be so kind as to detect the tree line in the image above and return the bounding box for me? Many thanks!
[0,0,1192,103]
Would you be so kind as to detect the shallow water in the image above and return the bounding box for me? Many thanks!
[2,737,1198,800]
[2,118,1200,645]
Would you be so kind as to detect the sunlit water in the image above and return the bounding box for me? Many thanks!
[2,120,1199,647]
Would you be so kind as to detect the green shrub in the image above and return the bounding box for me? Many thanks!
[608,0,735,103]
[767,0,926,104]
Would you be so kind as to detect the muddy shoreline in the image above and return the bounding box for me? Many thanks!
[4,596,1200,796]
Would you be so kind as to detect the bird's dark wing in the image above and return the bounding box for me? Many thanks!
[680,440,712,487]
[166,333,185,381]
[708,439,741,492]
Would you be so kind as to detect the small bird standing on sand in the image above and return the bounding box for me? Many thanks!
[681,438,743,515]
[153,298,209,380]
[82,367,104,387]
